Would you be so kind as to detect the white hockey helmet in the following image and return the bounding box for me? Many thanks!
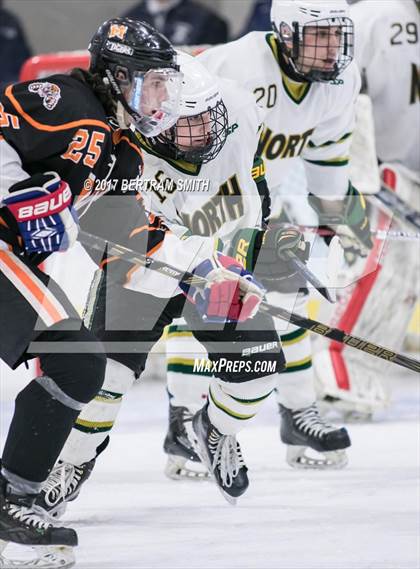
[151,51,229,164]
[270,0,354,82]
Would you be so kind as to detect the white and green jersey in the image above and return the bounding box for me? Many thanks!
[199,32,361,203]
[126,78,268,297]
[351,0,420,174]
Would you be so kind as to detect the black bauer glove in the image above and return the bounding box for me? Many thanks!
[228,225,310,284]
[308,184,373,263]
[255,225,310,282]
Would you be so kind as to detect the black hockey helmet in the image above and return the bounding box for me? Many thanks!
[89,18,183,136]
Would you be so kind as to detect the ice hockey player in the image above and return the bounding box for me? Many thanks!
[163,0,371,468]
[34,51,307,514]
[0,16,249,568]
[311,0,420,419]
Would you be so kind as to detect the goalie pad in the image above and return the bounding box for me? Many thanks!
[313,163,420,418]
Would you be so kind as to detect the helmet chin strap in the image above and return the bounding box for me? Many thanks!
[116,101,131,130]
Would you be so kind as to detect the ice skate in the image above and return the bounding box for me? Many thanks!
[279,403,351,470]
[163,405,210,481]
[190,404,248,505]
[0,473,77,568]
[35,459,96,519]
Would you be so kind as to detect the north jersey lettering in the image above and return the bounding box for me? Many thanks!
[258,127,314,161]
[180,174,244,236]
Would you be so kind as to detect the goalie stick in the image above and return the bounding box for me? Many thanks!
[78,230,420,375]
[370,184,420,231]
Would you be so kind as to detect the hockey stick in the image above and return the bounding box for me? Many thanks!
[284,249,334,303]
[298,226,420,242]
[370,184,420,231]
[78,230,420,375]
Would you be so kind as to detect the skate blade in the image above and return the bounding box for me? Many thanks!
[286,446,348,470]
[164,455,211,481]
[218,488,237,506]
[0,541,75,568]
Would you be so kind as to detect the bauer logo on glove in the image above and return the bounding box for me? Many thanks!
[180,252,265,323]
[3,172,80,254]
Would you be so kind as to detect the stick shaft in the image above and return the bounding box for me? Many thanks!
[78,230,420,374]
[372,185,420,231]
[298,226,420,241]
[284,250,334,303]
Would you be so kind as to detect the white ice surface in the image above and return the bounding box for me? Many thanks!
[1,366,419,569]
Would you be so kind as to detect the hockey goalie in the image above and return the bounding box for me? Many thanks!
[313,0,420,420]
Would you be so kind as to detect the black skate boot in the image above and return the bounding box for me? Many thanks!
[279,403,351,470]
[163,405,210,481]
[0,472,77,568]
[35,459,96,518]
[191,404,248,504]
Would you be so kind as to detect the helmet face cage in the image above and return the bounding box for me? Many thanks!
[277,16,354,82]
[157,99,229,164]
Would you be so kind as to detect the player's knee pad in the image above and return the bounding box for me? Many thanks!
[189,309,284,382]
[210,347,284,382]
[214,374,275,400]
[59,360,137,466]
[208,375,276,435]
[212,328,284,383]
[166,324,210,408]
[36,322,106,404]
[102,358,137,394]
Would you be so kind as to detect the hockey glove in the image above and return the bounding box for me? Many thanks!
[180,252,265,323]
[4,172,79,253]
[253,225,310,282]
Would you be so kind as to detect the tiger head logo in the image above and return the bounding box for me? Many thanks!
[28,82,61,111]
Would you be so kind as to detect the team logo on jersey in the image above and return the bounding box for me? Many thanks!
[108,24,128,40]
[226,123,238,136]
[28,82,61,111]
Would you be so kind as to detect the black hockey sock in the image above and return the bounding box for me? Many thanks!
[2,380,80,484]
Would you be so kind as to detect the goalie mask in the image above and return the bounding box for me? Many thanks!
[89,17,183,136]
[271,0,354,83]
[150,51,229,164]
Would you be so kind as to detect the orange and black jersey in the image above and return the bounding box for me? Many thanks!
[0,74,166,264]
[0,74,142,204]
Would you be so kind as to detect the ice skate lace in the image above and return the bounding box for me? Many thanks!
[173,407,195,449]
[293,404,337,438]
[42,462,83,507]
[8,504,51,530]
[173,406,194,430]
[208,430,245,488]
